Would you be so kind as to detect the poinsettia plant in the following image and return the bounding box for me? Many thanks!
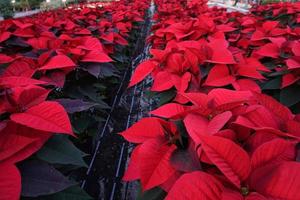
[123,0,300,199]
[122,89,300,199]
[0,0,149,199]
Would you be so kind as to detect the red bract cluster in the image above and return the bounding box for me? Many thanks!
[123,0,300,199]
[0,1,148,199]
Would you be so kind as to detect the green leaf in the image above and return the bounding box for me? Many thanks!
[112,53,128,63]
[56,98,109,114]
[174,120,189,149]
[137,185,166,200]
[263,61,278,70]
[158,89,176,106]
[78,85,101,102]
[280,84,300,107]
[22,185,92,200]
[71,112,95,133]
[267,70,288,77]
[20,160,76,197]
[144,90,157,99]
[36,135,88,167]
[262,77,281,90]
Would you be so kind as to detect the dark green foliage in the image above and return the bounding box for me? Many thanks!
[14,0,44,10]
[0,0,14,19]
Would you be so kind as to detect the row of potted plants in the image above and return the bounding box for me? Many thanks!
[122,0,300,199]
[0,0,150,199]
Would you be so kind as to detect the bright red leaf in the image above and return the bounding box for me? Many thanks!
[250,162,300,199]
[166,171,223,200]
[138,138,176,190]
[10,101,73,135]
[0,163,21,200]
[129,60,156,87]
[40,55,76,70]
[120,117,165,143]
[200,135,251,188]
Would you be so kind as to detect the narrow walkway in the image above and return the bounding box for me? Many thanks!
[0,0,248,22]
[208,0,250,12]
[117,2,156,199]
[80,2,156,199]
[0,9,40,21]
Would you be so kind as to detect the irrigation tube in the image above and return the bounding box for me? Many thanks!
[81,0,156,188]
[109,2,155,199]
[109,58,148,200]
[81,63,130,189]
[109,80,138,200]
[109,60,148,200]
[123,80,146,199]
[82,6,152,189]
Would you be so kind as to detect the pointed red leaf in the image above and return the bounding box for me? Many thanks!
[236,65,265,79]
[0,163,21,200]
[250,162,300,200]
[0,31,11,43]
[0,122,50,164]
[184,113,208,145]
[160,171,182,192]
[123,146,141,181]
[0,54,13,64]
[208,89,252,107]
[245,131,279,154]
[282,73,300,88]
[13,85,50,110]
[129,60,156,87]
[243,106,279,129]
[253,92,293,121]
[151,71,174,92]
[166,171,223,200]
[150,103,188,119]
[3,60,35,78]
[177,72,191,92]
[286,58,300,69]
[184,111,232,145]
[200,135,251,188]
[120,117,165,143]
[251,30,266,41]
[233,79,261,93]
[40,71,66,87]
[216,24,237,32]
[78,37,104,51]
[207,111,232,135]
[292,41,300,56]
[40,55,76,70]
[205,64,235,86]
[180,92,209,114]
[263,21,279,31]
[222,188,243,200]
[139,138,176,190]
[81,50,113,63]
[13,20,33,29]
[207,39,236,64]
[165,53,184,74]
[214,129,236,140]
[268,37,286,48]
[251,139,295,170]
[10,101,73,135]
[286,120,300,138]
[0,77,47,88]
[255,43,280,58]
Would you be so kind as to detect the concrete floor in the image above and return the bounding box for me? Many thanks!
[0,9,40,21]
